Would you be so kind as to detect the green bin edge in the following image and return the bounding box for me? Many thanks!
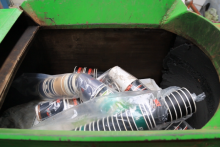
[0,0,220,145]
[0,8,22,43]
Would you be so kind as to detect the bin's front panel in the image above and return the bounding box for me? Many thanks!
[0,129,220,147]
[20,0,177,28]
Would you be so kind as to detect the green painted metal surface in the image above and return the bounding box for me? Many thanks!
[0,128,220,141]
[21,0,175,28]
[0,0,220,146]
[0,8,22,43]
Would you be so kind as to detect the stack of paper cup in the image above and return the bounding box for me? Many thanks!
[74,87,198,131]
[108,66,148,92]
[35,98,81,121]
[74,66,103,79]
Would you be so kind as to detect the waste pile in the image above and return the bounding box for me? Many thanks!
[0,66,205,131]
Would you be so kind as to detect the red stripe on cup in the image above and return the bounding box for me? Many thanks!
[134,85,142,91]
[174,126,179,130]
[73,99,78,106]
[154,99,161,106]
[77,67,82,73]
[88,68,92,75]
[125,84,132,91]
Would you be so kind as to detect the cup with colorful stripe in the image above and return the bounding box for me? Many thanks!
[74,87,203,131]
[107,66,148,92]
[35,98,81,121]
[75,73,116,102]
[38,73,116,101]
[164,121,193,130]
[74,66,104,79]
[163,88,197,122]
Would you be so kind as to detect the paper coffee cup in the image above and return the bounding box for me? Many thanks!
[108,66,137,91]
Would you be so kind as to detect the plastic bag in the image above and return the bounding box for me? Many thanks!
[139,79,161,91]
[13,66,158,100]
[13,73,116,101]
[32,86,205,130]
[164,121,194,130]
[35,98,81,121]
[0,100,41,129]
[34,78,160,122]
[12,73,52,99]
[75,73,116,102]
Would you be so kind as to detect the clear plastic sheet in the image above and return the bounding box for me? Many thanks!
[13,73,115,101]
[75,73,116,102]
[34,78,160,123]
[12,73,52,99]
[0,100,41,129]
[164,121,194,130]
[35,98,81,121]
[0,76,160,129]
[13,66,158,101]
[32,86,204,130]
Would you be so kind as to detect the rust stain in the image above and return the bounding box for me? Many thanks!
[215,24,220,29]
[20,4,46,26]
[86,21,89,28]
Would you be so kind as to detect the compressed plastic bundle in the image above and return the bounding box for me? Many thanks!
[13,73,115,100]
[31,86,205,130]
[164,121,193,130]
[13,66,158,100]
[74,87,203,131]
[35,98,81,121]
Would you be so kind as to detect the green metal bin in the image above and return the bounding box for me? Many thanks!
[0,0,220,146]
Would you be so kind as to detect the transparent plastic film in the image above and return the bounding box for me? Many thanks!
[0,100,41,129]
[74,87,203,131]
[31,90,153,130]
[35,98,81,121]
[34,73,116,122]
[32,87,204,130]
[164,121,194,130]
[13,73,115,101]
[75,73,116,102]
[12,73,52,99]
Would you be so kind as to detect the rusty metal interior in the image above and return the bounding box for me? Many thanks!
[1,14,220,129]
